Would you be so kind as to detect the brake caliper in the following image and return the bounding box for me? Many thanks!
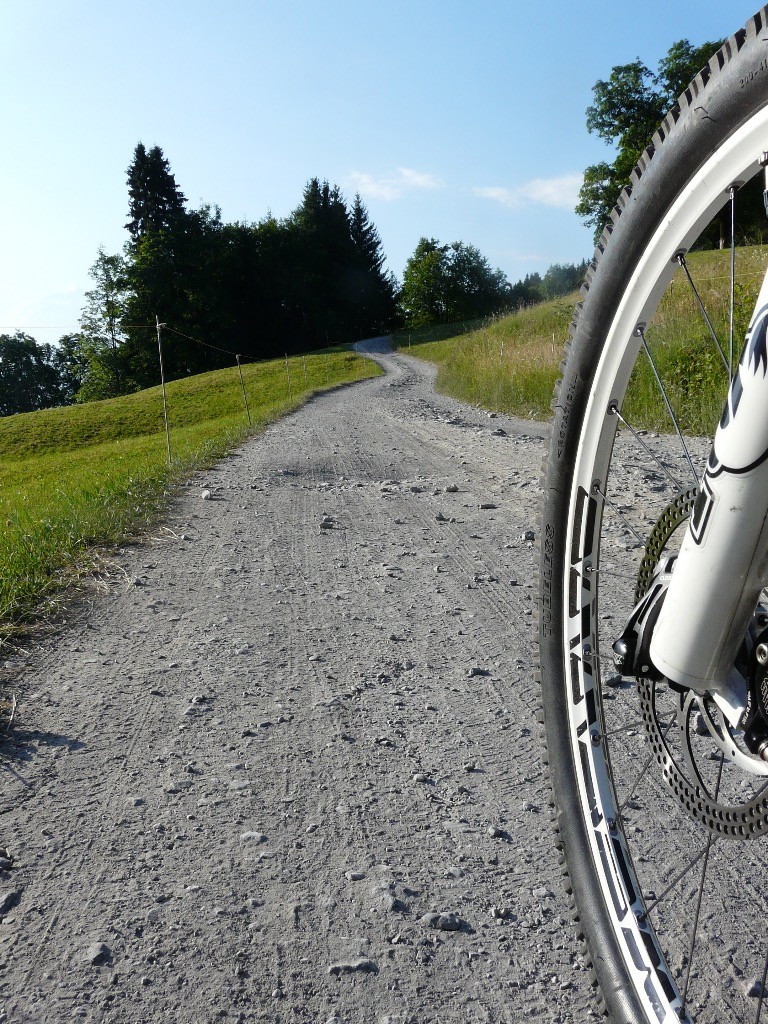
[611,555,676,681]
[742,626,768,758]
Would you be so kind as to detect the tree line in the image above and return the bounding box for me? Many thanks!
[398,239,586,329]
[5,33,758,417]
[2,141,587,414]
[61,144,402,400]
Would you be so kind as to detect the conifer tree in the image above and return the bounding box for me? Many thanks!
[349,194,385,275]
[291,179,358,343]
[349,194,398,332]
[125,142,187,241]
[122,143,204,385]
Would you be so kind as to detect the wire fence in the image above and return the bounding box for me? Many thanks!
[129,316,341,466]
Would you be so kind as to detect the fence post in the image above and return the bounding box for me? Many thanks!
[236,354,252,425]
[284,353,293,398]
[156,315,172,467]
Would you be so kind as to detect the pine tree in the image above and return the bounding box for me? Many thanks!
[125,142,187,241]
[349,194,385,275]
[122,143,203,385]
[291,179,358,344]
[349,194,398,333]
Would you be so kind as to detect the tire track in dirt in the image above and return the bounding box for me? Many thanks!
[0,343,600,1024]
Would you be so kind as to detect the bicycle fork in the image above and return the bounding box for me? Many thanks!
[616,268,768,749]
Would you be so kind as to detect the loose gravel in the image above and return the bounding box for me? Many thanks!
[0,341,601,1024]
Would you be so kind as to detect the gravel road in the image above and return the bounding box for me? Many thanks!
[0,343,602,1024]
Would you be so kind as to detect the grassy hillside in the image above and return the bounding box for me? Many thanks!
[393,301,573,420]
[0,348,379,635]
[396,245,768,435]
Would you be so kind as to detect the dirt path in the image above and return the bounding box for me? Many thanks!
[0,345,600,1024]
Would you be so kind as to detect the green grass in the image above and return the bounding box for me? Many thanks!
[396,245,768,435]
[393,301,575,420]
[624,245,768,434]
[391,319,486,349]
[0,348,379,635]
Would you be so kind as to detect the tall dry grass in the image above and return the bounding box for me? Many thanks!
[398,245,768,435]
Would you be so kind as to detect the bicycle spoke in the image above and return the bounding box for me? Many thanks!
[638,843,708,921]
[676,253,730,374]
[755,944,768,1024]
[730,185,737,378]
[593,568,637,580]
[617,714,675,815]
[593,484,647,546]
[680,755,724,1014]
[602,719,644,739]
[637,326,700,486]
[680,838,714,1010]
[610,403,683,490]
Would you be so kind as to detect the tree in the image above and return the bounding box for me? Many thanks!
[288,180,398,345]
[399,237,510,328]
[399,238,451,327]
[80,247,128,353]
[577,39,723,239]
[541,261,589,300]
[349,195,386,276]
[80,154,401,390]
[443,242,509,321]
[347,194,399,334]
[125,142,187,242]
[54,333,90,401]
[73,248,131,400]
[291,178,359,343]
[121,144,208,386]
[0,333,71,415]
[508,271,544,308]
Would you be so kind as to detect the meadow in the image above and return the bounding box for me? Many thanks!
[5,245,764,638]
[394,245,768,438]
[0,348,379,636]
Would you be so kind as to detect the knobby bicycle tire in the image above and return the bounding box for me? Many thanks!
[538,8,768,1024]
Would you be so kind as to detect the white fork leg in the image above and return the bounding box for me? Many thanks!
[650,268,768,709]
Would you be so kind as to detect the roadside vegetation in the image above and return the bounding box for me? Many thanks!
[395,245,768,436]
[0,348,378,637]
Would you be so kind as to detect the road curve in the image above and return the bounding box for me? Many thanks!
[0,347,599,1024]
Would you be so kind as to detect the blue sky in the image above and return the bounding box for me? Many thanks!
[0,0,758,346]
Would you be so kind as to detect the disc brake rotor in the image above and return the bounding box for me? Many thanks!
[634,486,697,604]
[626,489,768,836]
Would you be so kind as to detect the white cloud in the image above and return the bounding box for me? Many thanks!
[346,167,444,201]
[474,173,582,211]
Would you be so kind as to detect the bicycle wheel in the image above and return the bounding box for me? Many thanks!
[538,9,768,1024]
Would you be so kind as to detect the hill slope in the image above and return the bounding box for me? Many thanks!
[0,348,379,633]
[396,245,768,434]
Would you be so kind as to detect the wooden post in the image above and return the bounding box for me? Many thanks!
[156,315,172,467]
[236,355,252,425]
